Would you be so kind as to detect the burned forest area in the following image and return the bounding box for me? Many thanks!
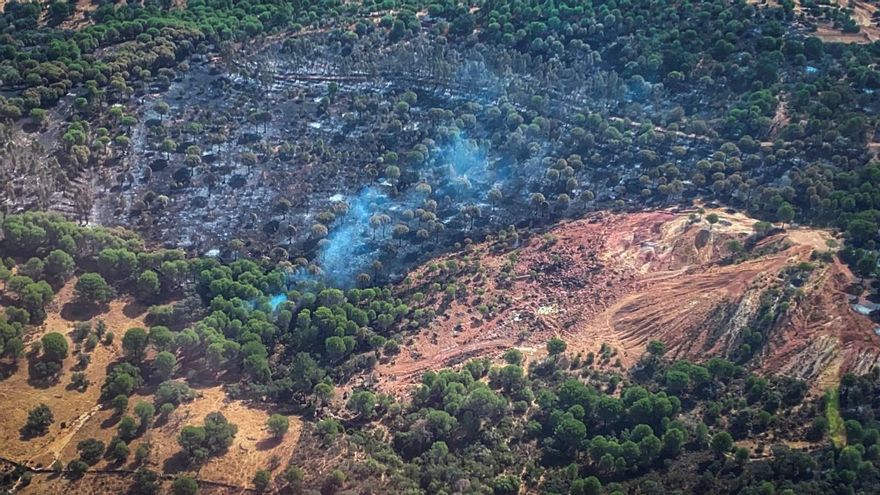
[1,0,880,494]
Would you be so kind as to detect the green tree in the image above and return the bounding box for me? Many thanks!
[44,250,75,280]
[67,459,88,478]
[571,476,602,495]
[503,348,524,365]
[135,443,151,465]
[76,438,105,465]
[41,332,68,362]
[136,270,161,301]
[710,431,734,456]
[122,327,149,361]
[102,363,141,399]
[665,370,690,393]
[132,468,161,495]
[706,213,719,229]
[155,381,194,406]
[172,475,199,495]
[253,470,271,492]
[19,281,53,321]
[178,425,208,463]
[554,417,587,452]
[74,272,114,305]
[316,418,341,444]
[325,336,347,361]
[493,474,520,494]
[118,415,139,441]
[134,401,155,429]
[24,404,54,436]
[347,390,377,419]
[776,202,794,228]
[203,412,237,455]
[153,351,176,381]
[283,465,304,488]
[111,439,129,462]
[646,340,666,359]
[547,338,567,355]
[112,394,129,414]
[148,326,173,351]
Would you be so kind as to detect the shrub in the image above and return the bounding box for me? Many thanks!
[267,414,289,439]
[253,470,271,491]
[172,475,198,495]
[23,404,53,436]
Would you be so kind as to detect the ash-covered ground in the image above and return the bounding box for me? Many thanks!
[88,29,716,286]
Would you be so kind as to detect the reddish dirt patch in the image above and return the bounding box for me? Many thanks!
[375,208,878,395]
[767,258,880,384]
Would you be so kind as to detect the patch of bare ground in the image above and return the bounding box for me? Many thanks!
[376,207,879,396]
[748,0,879,42]
[138,385,301,488]
[767,258,880,383]
[845,0,880,40]
[19,382,302,492]
[812,25,873,43]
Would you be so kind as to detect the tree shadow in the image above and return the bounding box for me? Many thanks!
[100,413,122,429]
[65,382,86,393]
[122,300,148,319]
[0,361,19,381]
[21,122,41,134]
[161,451,191,475]
[60,302,105,322]
[19,425,46,441]
[256,436,283,451]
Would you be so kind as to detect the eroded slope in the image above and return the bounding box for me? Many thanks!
[378,207,879,393]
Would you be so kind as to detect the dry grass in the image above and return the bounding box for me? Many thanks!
[140,385,301,487]
[0,277,143,468]
[747,0,879,43]
[36,383,302,489]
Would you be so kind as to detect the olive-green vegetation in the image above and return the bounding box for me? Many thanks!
[305,343,880,494]
[0,205,877,494]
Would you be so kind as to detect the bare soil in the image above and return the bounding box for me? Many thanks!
[375,207,879,395]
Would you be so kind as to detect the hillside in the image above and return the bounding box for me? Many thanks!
[2,0,880,491]
[0,276,301,494]
[379,207,879,392]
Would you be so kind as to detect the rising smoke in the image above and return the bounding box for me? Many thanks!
[316,133,503,287]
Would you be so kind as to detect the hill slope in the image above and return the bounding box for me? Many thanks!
[379,207,879,393]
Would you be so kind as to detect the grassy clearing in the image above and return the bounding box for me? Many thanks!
[825,388,846,448]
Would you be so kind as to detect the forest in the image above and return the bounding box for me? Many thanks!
[0,0,879,492]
